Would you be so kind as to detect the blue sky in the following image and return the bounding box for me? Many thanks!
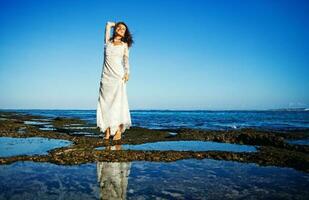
[0,0,308,110]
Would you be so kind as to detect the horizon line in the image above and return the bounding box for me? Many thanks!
[0,108,308,112]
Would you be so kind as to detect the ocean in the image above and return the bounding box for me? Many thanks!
[3,109,309,131]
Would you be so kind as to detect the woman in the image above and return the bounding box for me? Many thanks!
[96,21,134,141]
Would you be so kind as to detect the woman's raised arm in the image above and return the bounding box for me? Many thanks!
[105,21,115,44]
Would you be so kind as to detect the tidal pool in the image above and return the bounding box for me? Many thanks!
[0,137,73,157]
[64,126,97,130]
[39,127,56,131]
[71,131,93,135]
[39,124,56,131]
[95,140,257,152]
[69,132,100,138]
[63,123,85,126]
[24,120,51,125]
[286,139,309,146]
[0,158,308,199]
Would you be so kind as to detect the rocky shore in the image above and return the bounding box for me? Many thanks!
[0,110,308,172]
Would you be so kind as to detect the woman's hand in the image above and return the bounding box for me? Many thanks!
[107,21,116,27]
[122,73,129,83]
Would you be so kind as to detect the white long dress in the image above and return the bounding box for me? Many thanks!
[96,40,132,136]
[97,161,131,199]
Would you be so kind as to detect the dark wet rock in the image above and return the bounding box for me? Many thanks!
[0,111,309,173]
[52,117,88,130]
[169,128,309,154]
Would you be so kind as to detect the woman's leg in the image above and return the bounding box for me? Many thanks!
[113,124,123,140]
[104,127,111,139]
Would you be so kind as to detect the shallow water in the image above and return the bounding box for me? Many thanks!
[5,109,309,132]
[63,126,97,130]
[95,140,257,152]
[0,158,308,199]
[287,139,309,146]
[1,109,308,199]
[37,124,56,131]
[0,137,73,157]
[24,120,51,125]
[70,131,100,137]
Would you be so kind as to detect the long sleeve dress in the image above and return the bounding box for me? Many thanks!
[96,40,132,136]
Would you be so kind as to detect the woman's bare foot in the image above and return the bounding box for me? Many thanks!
[113,129,122,141]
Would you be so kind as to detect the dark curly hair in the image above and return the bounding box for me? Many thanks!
[110,21,134,48]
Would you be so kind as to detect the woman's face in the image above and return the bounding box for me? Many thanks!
[115,24,126,37]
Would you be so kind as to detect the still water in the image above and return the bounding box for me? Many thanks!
[0,109,308,199]
[0,158,308,199]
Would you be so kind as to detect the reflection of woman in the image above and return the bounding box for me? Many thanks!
[97,161,131,199]
[96,21,134,141]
